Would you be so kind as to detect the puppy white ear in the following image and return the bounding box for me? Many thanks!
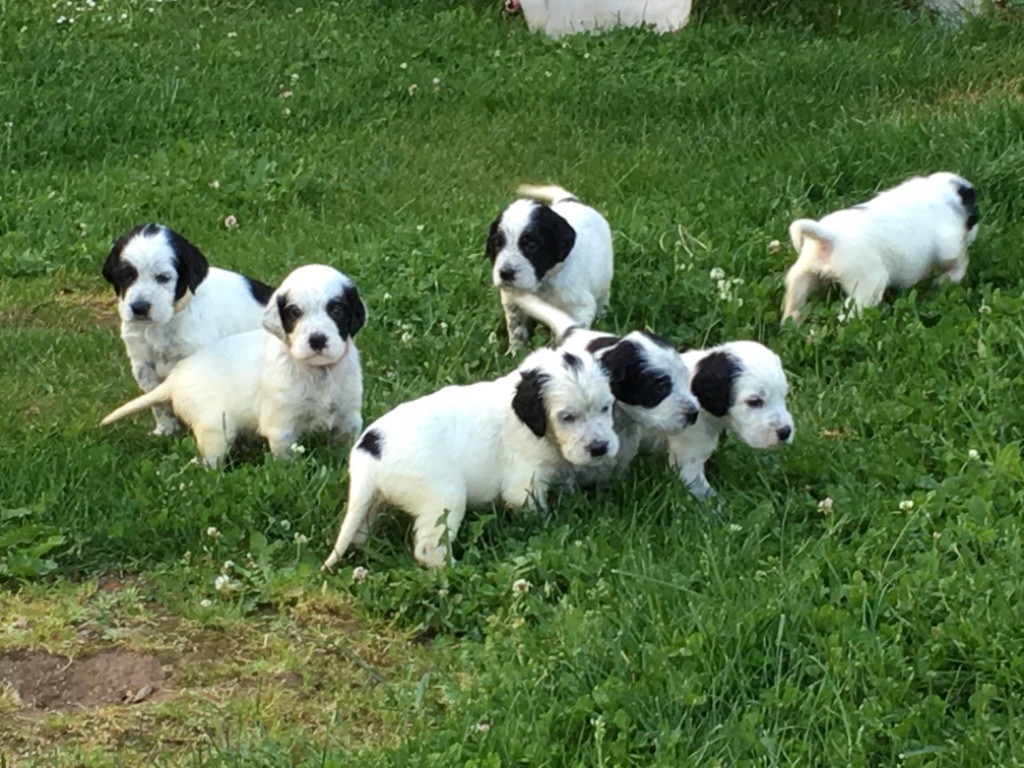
[788,219,833,259]
[262,291,287,341]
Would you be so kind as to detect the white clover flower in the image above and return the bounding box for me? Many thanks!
[382,291,392,301]
[512,578,531,595]
[200,598,213,608]
[289,443,306,455]
[439,321,448,332]
[214,574,236,593]
[768,239,781,253]
[399,61,408,70]
[279,89,293,99]
[290,72,300,84]
[968,449,980,460]
[209,179,219,189]
[899,500,914,512]
[933,531,942,541]
[472,722,491,734]
[223,214,239,230]
[352,566,369,582]
[979,304,991,315]
[293,532,308,545]
[279,519,291,531]
[221,560,234,573]
[728,523,743,533]
[416,224,425,232]
[282,107,291,116]
[401,331,413,344]
[709,267,726,280]
[226,31,237,38]
[407,83,419,96]
[818,497,834,513]
[544,71,552,78]
[206,526,221,539]
[432,77,441,91]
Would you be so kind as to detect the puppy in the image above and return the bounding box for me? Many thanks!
[101,265,365,467]
[512,292,699,480]
[783,172,980,321]
[486,184,613,350]
[504,0,692,38]
[656,341,794,500]
[322,347,619,570]
[102,223,273,435]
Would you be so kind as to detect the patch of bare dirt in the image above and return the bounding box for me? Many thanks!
[0,649,166,711]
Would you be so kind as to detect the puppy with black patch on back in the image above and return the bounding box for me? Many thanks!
[101,265,365,468]
[511,292,699,482]
[650,341,794,500]
[322,347,619,570]
[486,184,613,351]
[102,223,273,436]
[783,172,980,322]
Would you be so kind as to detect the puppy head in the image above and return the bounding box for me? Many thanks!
[486,199,576,291]
[593,332,699,433]
[102,223,209,324]
[512,348,619,466]
[262,264,366,366]
[690,341,794,449]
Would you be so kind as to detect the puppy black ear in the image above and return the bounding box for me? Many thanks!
[690,350,740,418]
[955,181,980,230]
[534,206,576,264]
[166,228,209,299]
[485,218,505,263]
[512,368,550,438]
[263,289,288,341]
[331,283,367,339]
[599,340,672,408]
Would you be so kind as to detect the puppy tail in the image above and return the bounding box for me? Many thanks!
[511,292,578,342]
[322,455,378,571]
[788,219,833,259]
[516,184,580,206]
[100,381,173,426]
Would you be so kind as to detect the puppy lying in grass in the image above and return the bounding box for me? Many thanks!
[651,341,795,500]
[101,265,365,468]
[783,172,980,321]
[487,184,613,351]
[322,347,619,570]
[511,292,699,482]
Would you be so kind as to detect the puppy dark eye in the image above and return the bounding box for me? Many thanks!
[155,274,172,285]
[747,397,765,409]
[284,305,303,322]
[600,404,612,414]
[560,413,577,424]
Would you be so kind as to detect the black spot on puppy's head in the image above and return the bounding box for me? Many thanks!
[519,205,576,281]
[599,340,672,409]
[690,350,742,418]
[327,283,367,339]
[512,368,550,438]
[585,335,619,355]
[955,181,980,230]
[244,275,274,305]
[356,428,383,459]
[562,352,582,372]
[276,293,302,336]
[485,218,506,263]
[101,223,160,296]
[165,227,210,300]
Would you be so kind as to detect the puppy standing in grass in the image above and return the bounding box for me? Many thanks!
[322,347,619,570]
[102,223,274,436]
[511,292,699,480]
[101,265,365,468]
[487,184,613,350]
[783,172,980,321]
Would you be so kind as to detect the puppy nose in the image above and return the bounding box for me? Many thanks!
[498,267,517,283]
[308,333,328,352]
[130,300,151,317]
[777,425,792,442]
[588,441,609,458]
[685,408,699,426]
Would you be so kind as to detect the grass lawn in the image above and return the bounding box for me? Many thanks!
[2,0,1024,764]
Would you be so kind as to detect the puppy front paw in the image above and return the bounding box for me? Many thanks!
[415,542,449,569]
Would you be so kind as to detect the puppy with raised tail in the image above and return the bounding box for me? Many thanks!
[322,347,619,570]
[486,184,613,350]
[511,292,699,479]
[101,265,365,467]
[783,172,980,321]
[102,223,274,435]
[652,341,794,500]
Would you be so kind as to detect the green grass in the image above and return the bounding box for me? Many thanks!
[3,0,1024,764]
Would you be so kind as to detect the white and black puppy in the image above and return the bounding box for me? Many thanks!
[101,265,365,468]
[504,0,692,38]
[102,223,273,435]
[512,292,699,480]
[486,184,613,350]
[656,341,794,500]
[783,172,980,321]
[322,347,619,570]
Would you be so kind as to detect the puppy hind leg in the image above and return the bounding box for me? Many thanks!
[411,495,467,569]
[194,424,234,468]
[782,261,821,323]
[843,274,887,316]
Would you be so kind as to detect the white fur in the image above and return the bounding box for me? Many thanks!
[323,347,619,570]
[783,172,980,321]
[101,265,365,467]
[488,184,613,350]
[653,341,794,500]
[512,292,698,482]
[506,0,692,38]
[102,224,270,435]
